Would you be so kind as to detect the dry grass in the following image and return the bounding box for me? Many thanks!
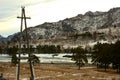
[0,62,120,80]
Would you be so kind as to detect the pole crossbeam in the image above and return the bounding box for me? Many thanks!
[17,16,31,19]
[16,7,35,80]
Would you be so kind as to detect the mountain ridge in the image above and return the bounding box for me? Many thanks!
[1,7,120,42]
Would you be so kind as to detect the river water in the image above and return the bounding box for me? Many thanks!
[0,54,92,63]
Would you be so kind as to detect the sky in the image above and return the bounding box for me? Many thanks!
[0,0,120,37]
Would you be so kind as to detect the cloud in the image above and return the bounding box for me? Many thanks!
[0,0,120,37]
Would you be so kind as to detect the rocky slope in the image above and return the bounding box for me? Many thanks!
[11,7,120,42]
[0,35,7,42]
[0,34,16,42]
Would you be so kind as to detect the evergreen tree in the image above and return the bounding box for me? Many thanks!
[7,47,18,65]
[72,46,88,70]
[112,40,120,73]
[0,46,2,54]
[92,43,112,71]
[28,55,40,65]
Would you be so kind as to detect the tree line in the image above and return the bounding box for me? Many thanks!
[71,40,120,73]
[91,40,120,73]
[0,41,120,73]
[36,45,61,53]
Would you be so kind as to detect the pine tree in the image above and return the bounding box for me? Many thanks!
[72,46,88,70]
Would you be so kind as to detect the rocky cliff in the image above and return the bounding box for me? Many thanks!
[11,7,120,42]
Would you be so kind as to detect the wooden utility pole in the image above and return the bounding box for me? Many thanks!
[17,6,35,80]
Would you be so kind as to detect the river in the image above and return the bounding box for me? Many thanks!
[0,54,92,64]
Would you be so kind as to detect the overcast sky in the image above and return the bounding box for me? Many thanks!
[0,0,120,37]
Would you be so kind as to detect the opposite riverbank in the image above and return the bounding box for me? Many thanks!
[0,62,120,80]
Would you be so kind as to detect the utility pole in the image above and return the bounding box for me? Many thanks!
[17,6,35,80]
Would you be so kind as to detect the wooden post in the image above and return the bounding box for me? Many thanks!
[16,64,19,80]
[17,6,35,80]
